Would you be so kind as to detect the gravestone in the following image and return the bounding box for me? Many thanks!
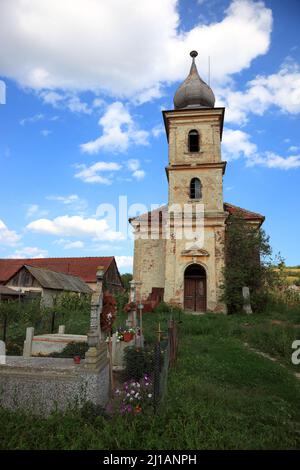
[0,340,5,365]
[58,325,65,334]
[23,327,35,358]
[242,286,252,314]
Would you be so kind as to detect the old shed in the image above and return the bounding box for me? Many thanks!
[6,265,92,307]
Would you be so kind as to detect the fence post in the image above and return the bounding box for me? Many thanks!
[2,313,7,342]
[153,341,161,413]
[50,310,56,333]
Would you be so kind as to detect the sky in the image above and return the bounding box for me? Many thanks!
[0,0,300,272]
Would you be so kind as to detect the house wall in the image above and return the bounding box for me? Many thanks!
[103,260,124,294]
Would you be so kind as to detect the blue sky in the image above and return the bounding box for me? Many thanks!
[0,0,299,271]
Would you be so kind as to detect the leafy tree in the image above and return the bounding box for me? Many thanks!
[121,273,133,292]
[222,213,281,313]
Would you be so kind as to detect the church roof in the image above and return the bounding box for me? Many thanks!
[173,51,215,109]
[129,203,264,226]
[223,203,265,224]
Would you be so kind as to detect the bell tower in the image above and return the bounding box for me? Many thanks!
[163,51,227,312]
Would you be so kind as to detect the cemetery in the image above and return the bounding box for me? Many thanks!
[0,0,300,457]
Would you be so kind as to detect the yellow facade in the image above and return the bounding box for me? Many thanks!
[131,107,227,312]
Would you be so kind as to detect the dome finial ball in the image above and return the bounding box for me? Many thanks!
[190,50,198,58]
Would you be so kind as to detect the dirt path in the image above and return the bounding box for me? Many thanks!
[243,342,300,380]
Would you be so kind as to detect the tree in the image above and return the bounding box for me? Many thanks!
[121,273,133,292]
[222,213,280,313]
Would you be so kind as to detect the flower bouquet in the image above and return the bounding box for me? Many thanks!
[116,327,136,342]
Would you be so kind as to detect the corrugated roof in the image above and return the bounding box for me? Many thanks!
[22,265,92,293]
[0,256,114,284]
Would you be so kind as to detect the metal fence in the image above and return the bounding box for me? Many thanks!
[153,317,178,412]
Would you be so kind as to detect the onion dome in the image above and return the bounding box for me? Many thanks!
[174,51,215,109]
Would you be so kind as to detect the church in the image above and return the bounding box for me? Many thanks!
[130,51,264,313]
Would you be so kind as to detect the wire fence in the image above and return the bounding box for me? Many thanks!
[153,317,178,412]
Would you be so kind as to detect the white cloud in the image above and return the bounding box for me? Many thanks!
[152,124,164,138]
[80,102,149,154]
[0,220,21,246]
[40,90,64,106]
[222,128,257,160]
[47,194,79,204]
[74,161,121,184]
[20,113,44,126]
[248,152,300,170]
[115,256,133,270]
[47,194,88,213]
[40,90,92,114]
[288,145,300,152]
[0,1,272,101]
[25,204,39,218]
[25,204,48,219]
[217,59,300,124]
[27,215,124,240]
[222,128,300,169]
[66,96,92,114]
[63,240,85,250]
[41,129,51,136]
[132,170,145,180]
[10,246,48,259]
[126,159,146,180]
[54,238,85,250]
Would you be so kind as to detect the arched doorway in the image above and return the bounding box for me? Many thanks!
[184,264,206,312]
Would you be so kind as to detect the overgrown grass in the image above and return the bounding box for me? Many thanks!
[1,306,300,449]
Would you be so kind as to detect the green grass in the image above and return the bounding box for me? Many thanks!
[0,308,300,449]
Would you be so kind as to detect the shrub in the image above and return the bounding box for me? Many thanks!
[80,402,108,424]
[50,341,89,359]
[123,346,154,380]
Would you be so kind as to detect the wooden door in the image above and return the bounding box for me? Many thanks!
[184,277,206,312]
[184,277,195,310]
[195,277,206,312]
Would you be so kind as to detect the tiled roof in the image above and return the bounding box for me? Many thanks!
[224,203,265,223]
[129,203,265,225]
[129,205,168,223]
[0,257,114,284]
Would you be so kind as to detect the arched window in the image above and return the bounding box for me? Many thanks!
[188,129,199,152]
[190,178,202,199]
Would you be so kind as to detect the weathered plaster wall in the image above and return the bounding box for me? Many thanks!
[168,167,224,211]
[133,237,166,300]
[168,115,222,166]
[164,218,226,312]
